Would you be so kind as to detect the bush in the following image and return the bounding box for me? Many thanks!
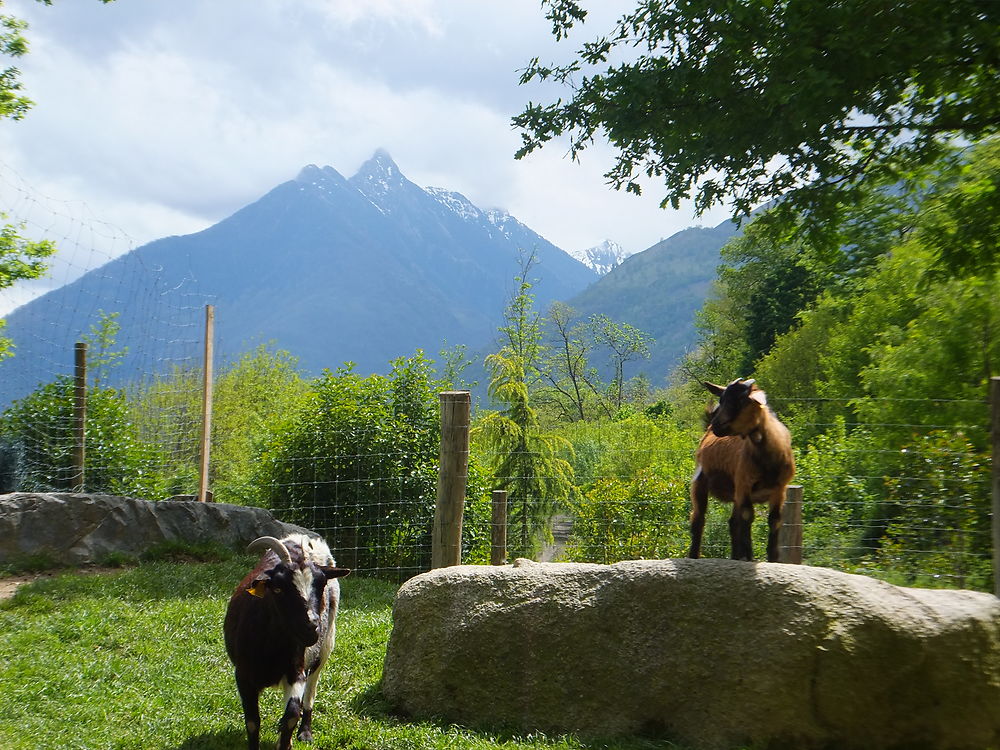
[255,354,486,578]
[0,376,164,499]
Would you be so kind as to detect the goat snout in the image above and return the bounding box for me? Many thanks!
[294,617,320,646]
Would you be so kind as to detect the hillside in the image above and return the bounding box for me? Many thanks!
[565,218,741,382]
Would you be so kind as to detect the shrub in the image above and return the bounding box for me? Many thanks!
[0,376,164,499]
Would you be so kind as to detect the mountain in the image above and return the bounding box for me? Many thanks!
[565,218,742,383]
[0,150,597,406]
[568,240,632,275]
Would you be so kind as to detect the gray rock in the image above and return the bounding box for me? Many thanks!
[382,558,1000,750]
[0,492,312,565]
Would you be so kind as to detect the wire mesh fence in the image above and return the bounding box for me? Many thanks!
[457,393,995,592]
[0,159,208,499]
[1,160,995,591]
[237,390,995,591]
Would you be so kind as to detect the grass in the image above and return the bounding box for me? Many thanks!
[0,559,686,750]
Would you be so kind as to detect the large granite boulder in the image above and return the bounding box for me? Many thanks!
[382,558,1000,750]
[0,492,312,565]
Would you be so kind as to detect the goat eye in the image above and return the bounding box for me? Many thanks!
[272,587,283,594]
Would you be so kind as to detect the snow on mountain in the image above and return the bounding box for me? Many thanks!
[569,240,632,275]
[423,186,484,222]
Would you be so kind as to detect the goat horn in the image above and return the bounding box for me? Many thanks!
[247,536,292,565]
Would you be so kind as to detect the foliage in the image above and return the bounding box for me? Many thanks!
[537,303,655,421]
[792,419,886,568]
[1,1,114,357]
[565,469,688,563]
[130,345,309,501]
[210,345,309,504]
[130,364,202,496]
[476,349,575,560]
[0,218,56,361]
[257,352,486,578]
[558,413,697,563]
[516,1,1000,260]
[537,301,595,421]
[81,310,127,387]
[1,0,113,121]
[0,2,33,121]
[874,432,992,590]
[0,375,164,498]
[477,265,576,559]
[589,313,652,413]
[918,138,1000,277]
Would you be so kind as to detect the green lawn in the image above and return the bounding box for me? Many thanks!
[0,559,679,750]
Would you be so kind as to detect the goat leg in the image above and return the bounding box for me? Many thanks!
[298,666,324,742]
[277,694,303,750]
[277,675,310,750]
[742,503,755,560]
[687,472,708,559]
[728,500,754,561]
[235,673,262,750]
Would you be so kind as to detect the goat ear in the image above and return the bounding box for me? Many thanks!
[749,389,768,406]
[321,566,351,580]
[702,381,726,397]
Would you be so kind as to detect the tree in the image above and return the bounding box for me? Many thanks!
[515,1,1000,260]
[476,262,575,557]
[538,301,595,421]
[475,350,575,558]
[1,2,33,121]
[498,249,545,377]
[209,345,308,504]
[81,310,127,387]
[0,375,164,498]
[0,218,55,360]
[256,353,479,577]
[590,313,652,413]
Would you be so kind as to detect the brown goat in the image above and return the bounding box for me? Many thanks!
[689,379,795,562]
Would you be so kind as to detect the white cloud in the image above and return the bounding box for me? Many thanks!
[0,0,730,317]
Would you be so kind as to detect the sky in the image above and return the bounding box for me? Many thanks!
[0,0,731,315]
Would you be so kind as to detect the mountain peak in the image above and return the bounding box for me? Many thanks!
[355,148,400,180]
[569,239,632,275]
[350,149,411,207]
[295,163,347,186]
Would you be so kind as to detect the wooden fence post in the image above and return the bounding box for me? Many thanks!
[990,376,999,597]
[72,342,87,492]
[432,390,470,569]
[491,489,508,565]
[197,304,215,503]
[779,484,803,564]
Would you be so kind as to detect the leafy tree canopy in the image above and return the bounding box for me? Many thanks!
[515,0,1000,261]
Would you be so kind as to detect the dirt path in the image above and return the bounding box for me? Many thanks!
[538,514,574,562]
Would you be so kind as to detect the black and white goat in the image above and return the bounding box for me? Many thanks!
[223,533,350,750]
[689,379,795,562]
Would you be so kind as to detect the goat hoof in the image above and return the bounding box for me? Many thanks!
[297,728,313,742]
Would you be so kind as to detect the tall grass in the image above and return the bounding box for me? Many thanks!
[0,561,682,750]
